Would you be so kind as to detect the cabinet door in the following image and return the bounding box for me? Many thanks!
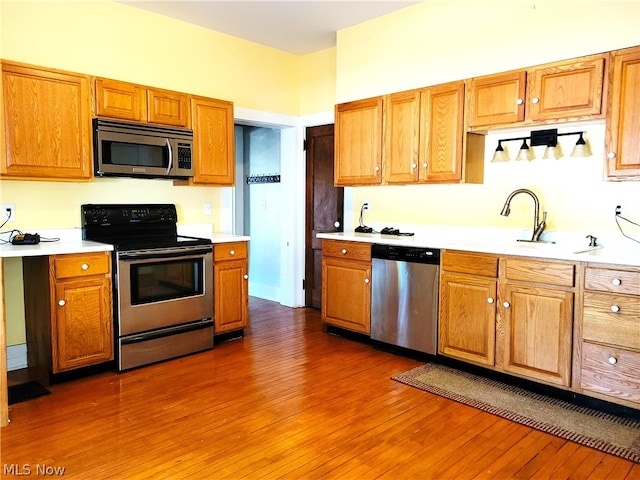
[439,272,497,366]
[384,90,420,184]
[52,277,113,372]
[466,71,526,127]
[606,46,640,180]
[214,259,249,333]
[191,96,235,185]
[501,284,573,387]
[528,55,606,122]
[1,62,92,180]
[94,78,146,121]
[420,81,464,183]
[147,88,190,127]
[321,257,371,334]
[334,97,383,186]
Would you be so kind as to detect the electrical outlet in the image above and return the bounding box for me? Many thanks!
[2,203,15,222]
[203,202,212,216]
[615,205,622,216]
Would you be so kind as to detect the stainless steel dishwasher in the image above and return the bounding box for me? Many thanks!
[370,244,440,354]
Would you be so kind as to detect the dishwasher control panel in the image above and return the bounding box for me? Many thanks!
[371,244,440,264]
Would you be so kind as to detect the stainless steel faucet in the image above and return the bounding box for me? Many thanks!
[500,188,547,242]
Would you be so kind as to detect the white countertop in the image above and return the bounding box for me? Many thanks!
[317,228,640,267]
[0,227,250,259]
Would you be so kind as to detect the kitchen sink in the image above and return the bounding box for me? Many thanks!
[510,241,601,255]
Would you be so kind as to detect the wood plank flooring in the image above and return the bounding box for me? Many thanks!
[2,297,638,479]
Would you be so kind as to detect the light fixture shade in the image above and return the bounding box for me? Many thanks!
[515,140,533,161]
[543,143,563,160]
[491,141,510,162]
[571,133,592,157]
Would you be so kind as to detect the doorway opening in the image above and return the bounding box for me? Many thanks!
[234,125,282,302]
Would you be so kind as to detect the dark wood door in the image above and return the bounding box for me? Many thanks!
[305,124,343,308]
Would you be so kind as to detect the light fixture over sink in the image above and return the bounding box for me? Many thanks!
[491,129,592,162]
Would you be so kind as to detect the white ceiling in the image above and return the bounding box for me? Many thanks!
[117,1,420,55]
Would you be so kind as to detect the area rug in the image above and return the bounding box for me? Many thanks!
[392,363,640,463]
[8,381,51,405]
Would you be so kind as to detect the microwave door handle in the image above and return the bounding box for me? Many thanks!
[165,138,173,175]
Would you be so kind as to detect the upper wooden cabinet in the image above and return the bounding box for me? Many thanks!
[384,82,467,184]
[605,45,640,181]
[1,61,92,180]
[334,97,383,186]
[95,77,190,128]
[190,96,235,185]
[466,54,607,128]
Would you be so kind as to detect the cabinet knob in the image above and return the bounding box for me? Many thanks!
[243,274,248,280]
[610,305,620,313]
[58,300,66,307]
[364,278,370,284]
[230,249,235,256]
[503,301,510,308]
[81,263,89,270]
[374,166,380,172]
[487,297,494,304]
[334,221,341,228]
[422,162,428,168]
[612,278,622,286]
[516,98,524,105]
[531,97,540,104]
[608,356,618,365]
[607,152,616,159]
[411,163,417,169]
[341,249,347,255]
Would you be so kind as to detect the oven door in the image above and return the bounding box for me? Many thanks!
[116,246,213,336]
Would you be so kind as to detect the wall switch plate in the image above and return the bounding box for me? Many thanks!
[2,203,16,222]
[203,202,212,216]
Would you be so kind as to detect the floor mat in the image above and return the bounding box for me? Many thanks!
[8,381,51,405]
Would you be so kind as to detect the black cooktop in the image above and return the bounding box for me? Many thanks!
[81,204,211,251]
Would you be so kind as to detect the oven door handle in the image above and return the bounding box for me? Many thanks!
[118,246,212,261]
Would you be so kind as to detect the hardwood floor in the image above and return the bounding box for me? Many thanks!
[2,297,638,479]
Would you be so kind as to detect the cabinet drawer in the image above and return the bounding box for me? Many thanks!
[442,251,498,277]
[581,342,640,404]
[583,291,640,350]
[214,242,248,261]
[322,240,371,262]
[53,252,110,279]
[503,258,575,287]
[585,267,640,295]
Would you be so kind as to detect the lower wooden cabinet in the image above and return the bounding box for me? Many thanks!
[321,240,371,334]
[439,251,498,366]
[439,251,576,388]
[23,252,113,379]
[213,242,249,333]
[579,265,640,407]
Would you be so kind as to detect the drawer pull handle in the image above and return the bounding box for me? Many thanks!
[230,249,235,256]
[81,263,89,270]
[503,301,510,308]
[608,356,617,365]
[58,300,66,307]
[243,274,248,280]
[487,297,494,304]
[610,305,620,313]
[612,278,622,286]
[364,278,370,284]
[341,249,347,255]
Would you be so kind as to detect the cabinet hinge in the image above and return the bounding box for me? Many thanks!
[302,278,306,290]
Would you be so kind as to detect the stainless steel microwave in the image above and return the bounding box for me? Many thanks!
[93,119,194,179]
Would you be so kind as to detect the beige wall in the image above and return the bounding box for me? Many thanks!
[336,1,640,233]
